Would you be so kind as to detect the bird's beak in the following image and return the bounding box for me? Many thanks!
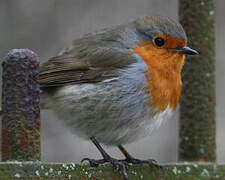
[170,46,199,55]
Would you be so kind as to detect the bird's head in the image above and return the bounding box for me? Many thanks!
[131,16,199,112]
[133,16,198,68]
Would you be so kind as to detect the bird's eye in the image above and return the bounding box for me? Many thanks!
[154,37,165,47]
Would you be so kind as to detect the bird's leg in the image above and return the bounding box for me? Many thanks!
[82,137,128,179]
[118,145,164,170]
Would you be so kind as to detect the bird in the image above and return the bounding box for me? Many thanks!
[39,16,198,179]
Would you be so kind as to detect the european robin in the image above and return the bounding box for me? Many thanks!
[40,16,198,179]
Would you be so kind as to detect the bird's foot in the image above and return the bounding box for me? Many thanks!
[119,157,164,170]
[82,155,129,180]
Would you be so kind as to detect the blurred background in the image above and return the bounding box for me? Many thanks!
[0,0,224,163]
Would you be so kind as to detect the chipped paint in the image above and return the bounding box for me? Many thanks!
[186,166,191,173]
[0,162,225,179]
[35,170,40,176]
[173,167,178,174]
[201,168,210,177]
[14,173,21,178]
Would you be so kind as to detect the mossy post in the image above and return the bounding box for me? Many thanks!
[179,0,216,161]
[1,49,40,161]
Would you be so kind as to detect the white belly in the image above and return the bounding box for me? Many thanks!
[47,62,174,145]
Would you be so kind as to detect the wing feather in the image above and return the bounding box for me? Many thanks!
[39,29,138,88]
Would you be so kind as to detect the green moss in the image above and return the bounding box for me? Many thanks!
[2,49,40,161]
[179,0,216,161]
[0,162,224,180]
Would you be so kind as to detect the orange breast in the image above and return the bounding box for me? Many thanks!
[133,38,186,112]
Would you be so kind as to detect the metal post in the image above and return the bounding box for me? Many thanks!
[1,49,40,161]
[179,0,216,161]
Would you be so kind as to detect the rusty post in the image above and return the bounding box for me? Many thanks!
[179,0,216,161]
[1,49,40,161]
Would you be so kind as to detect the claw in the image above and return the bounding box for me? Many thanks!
[121,163,128,180]
[81,158,105,167]
[81,158,89,163]
[119,157,164,172]
[117,144,165,172]
[146,159,164,171]
[85,138,164,179]
[113,163,120,171]
[148,159,157,164]
[81,158,96,167]
[81,156,129,179]
[111,161,128,180]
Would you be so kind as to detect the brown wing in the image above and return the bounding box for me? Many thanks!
[39,34,138,88]
[39,64,119,87]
